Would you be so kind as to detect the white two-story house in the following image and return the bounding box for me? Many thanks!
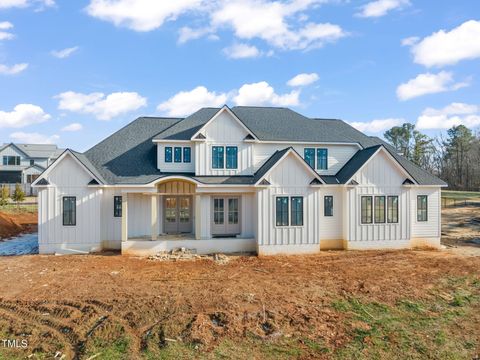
[0,143,63,195]
[33,106,446,255]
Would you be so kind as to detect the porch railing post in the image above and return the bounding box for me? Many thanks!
[151,195,158,240]
[195,194,202,240]
[121,193,128,242]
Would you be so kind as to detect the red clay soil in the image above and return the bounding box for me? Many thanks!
[0,211,37,239]
[0,250,479,358]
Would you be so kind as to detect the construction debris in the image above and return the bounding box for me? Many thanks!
[147,248,230,264]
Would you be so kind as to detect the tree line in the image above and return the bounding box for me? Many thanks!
[384,123,480,191]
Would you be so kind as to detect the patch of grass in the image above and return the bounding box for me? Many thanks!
[84,336,130,360]
[331,276,480,359]
[442,190,480,200]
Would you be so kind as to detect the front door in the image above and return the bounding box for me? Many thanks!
[164,196,192,234]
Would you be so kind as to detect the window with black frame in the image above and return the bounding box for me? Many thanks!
[361,196,373,224]
[276,197,289,226]
[63,196,76,226]
[114,196,122,217]
[417,195,428,221]
[291,197,304,226]
[324,195,333,216]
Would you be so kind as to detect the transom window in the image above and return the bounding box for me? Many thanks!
[303,148,328,170]
[324,196,333,217]
[114,196,122,217]
[276,196,304,227]
[3,156,20,166]
[165,146,191,163]
[417,195,428,222]
[212,146,238,169]
[362,195,400,224]
[63,196,76,226]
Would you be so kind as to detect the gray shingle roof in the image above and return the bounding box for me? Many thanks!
[1,143,64,159]
[67,107,445,186]
[336,145,382,184]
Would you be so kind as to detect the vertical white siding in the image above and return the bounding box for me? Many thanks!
[256,153,320,253]
[127,193,152,238]
[38,155,101,254]
[157,142,195,173]
[101,188,122,242]
[347,151,410,249]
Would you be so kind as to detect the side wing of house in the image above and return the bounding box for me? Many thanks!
[0,144,28,183]
[36,152,102,254]
[344,148,441,249]
[255,150,322,255]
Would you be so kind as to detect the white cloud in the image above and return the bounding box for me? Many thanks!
[401,36,419,46]
[233,81,300,106]
[356,0,410,18]
[10,132,59,144]
[349,118,405,133]
[287,72,319,87]
[417,103,480,130]
[157,86,228,117]
[0,0,54,9]
[211,0,346,50]
[0,104,51,128]
[56,91,147,120]
[86,0,203,32]
[411,20,480,67]
[61,123,83,132]
[178,26,213,44]
[223,43,261,59]
[0,63,28,75]
[51,46,79,59]
[396,71,469,101]
[0,21,14,40]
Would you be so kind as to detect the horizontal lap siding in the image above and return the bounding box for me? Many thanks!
[411,188,441,238]
[157,142,195,173]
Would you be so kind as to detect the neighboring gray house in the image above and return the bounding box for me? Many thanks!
[33,106,447,255]
[0,143,63,194]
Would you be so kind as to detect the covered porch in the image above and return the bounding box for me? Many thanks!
[120,178,256,255]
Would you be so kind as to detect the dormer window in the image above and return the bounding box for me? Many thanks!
[183,147,191,163]
[174,147,182,163]
[165,146,192,163]
[165,147,173,163]
[303,148,328,170]
[212,146,238,169]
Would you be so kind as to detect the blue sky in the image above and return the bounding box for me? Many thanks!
[0,0,479,152]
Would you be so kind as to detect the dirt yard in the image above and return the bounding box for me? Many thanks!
[0,211,37,240]
[0,206,478,359]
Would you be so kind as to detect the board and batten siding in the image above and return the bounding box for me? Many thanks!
[157,142,195,173]
[38,154,102,254]
[256,153,320,255]
[346,150,411,249]
[253,143,358,176]
[319,188,344,249]
[195,111,254,176]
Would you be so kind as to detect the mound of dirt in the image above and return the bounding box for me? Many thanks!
[0,211,37,240]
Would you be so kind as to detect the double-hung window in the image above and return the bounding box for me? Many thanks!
[114,196,122,217]
[212,146,224,169]
[417,195,428,222]
[361,196,373,224]
[174,147,182,163]
[63,196,76,226]
[387,196,399,223]
[317,149,328,170]
[324,196,333,216]
[275,197,289,226]
[226,146,238,169]
[374,196,386,223]
[183,147,191,163]
[165,147,172,163]
[304,148,315,168]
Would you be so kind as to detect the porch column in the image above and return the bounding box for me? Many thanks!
[121,193,128,242]
[151,195,158,240]
[195,194,202,240]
